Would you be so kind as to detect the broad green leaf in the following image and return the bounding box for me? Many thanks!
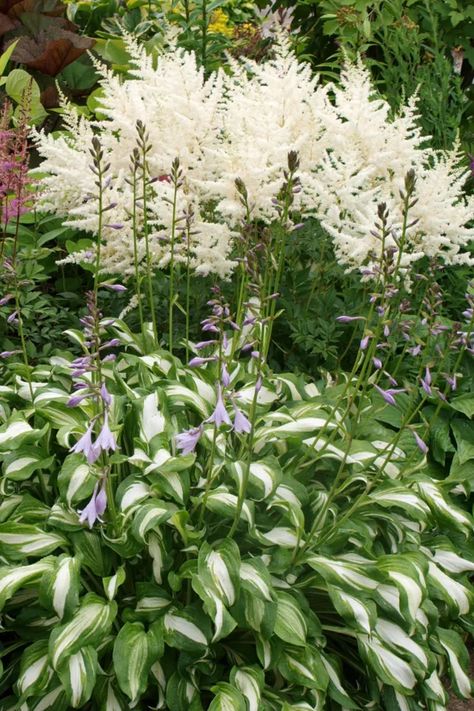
[357,634,416,693]
[0,559,54,610]
[278,649,329,691]
[16,640,53,699]
[328,585,376,634]
[437,628,472,698]
[230,666,264,711]
[0,40,18,77]
[2,448,54,481]
[427,561,472,615]
[113,622,159,703]
[57,646,98,708]
[274,592,307,646]
[132,499,177,541]
[208,682,246,711]
[307,555,379,591]
[239,558,274,602]
[40,555,81,619]
[375,619,429,673]
[205,487,254,524]
[0,415,45,452]
[49,593,117,669]
[198,539,240,606]
[103,566,126,601]
[164,609,209,652]
[0,524,65,559]
[58,455,95,506]
[417,479,473,533]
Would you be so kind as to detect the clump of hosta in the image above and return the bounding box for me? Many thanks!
[0,319,473,709]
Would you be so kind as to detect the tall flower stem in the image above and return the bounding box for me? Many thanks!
[168,159,181,353]
[130,150,145,336]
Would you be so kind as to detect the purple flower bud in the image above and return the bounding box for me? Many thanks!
[336,316,365,323]
[0,294,13,306]
[360,335,370,350]
[412,431,428,454]
[424,367,432,386]
[103,354,117,362]
[67,392,90,408]
[409,345,422,357]
[189,356,214,368]
[195,340,216,350]
[372,357,382,370]
[101,339,121,349]
[444,374,457,391]
[105,223,124,230]
[221,363,231,387]
[103,283,127,292]
[100,383,112,406]
[383,324,390,337]
[7,311,18,324]
[255,376,262,393]
[0,350,21,358]
[374,384,406,406]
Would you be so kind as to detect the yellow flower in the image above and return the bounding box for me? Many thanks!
[208,8,233,37]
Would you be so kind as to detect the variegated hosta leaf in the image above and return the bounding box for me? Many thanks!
[205,487,254,525]
[208,682,246,711]
[0,559,54,610]
[48,593,117,669]
[57,645,98,708]
[2,447,54,482]
[377,555,426,626]
[40,555,81,619]
[321,653,358,709]
[138,392,166,442]
[165,671,201,711]
[57,454,95,506]
[116,476,151,513]
[239,558,274,602]
[327,585,376,634]
[274,591,307,646]
[165,383,211,419]
[15,640,53,700]
[357,634,417,693]
[113,621,162,703]
[436,628,473,698]
[0,524,66,560]
[278,648,329,691]
[254,526,301,548]
[307,555,379,592]
[134,582,171,617]
[198,540,240,606]
[229,457,282,501]
[427,561,473,615]
[230,666,264,711]
[374,619,430,676]
[131,499,177,542]
[0,415,47,451]
[103,566,126,601]
[417,479,473,533]
[164,609,210,652]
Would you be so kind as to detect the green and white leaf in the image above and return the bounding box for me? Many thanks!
[57,645,98,708]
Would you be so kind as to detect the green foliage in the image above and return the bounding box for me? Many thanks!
[0,322,473,708]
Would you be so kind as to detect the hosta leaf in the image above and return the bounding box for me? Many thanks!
[432,548,474,573]
[113,622,160,703]
[58,455,95,506]
[208,682,246,711]
[274,591,307,646]
[198,540,240,606]
[321,653,358,708]
[40,555,81,619]
[2,448,54,482]
[164,609,209,652]
[239,558,274,601]
[165,383,210,418]
[307,555,379,591]
[57,645,98,708]
[24,684,69,710]
[327,585,376,634]
[427,561,472,615]
[134,582,171,616]
[103,566,126,601]
[229,457,282,501]
[375,619,429,674]
[117,476,151,512]
[49,593,117,669]
[0,560,54,610]
[131,499,177,542]
[205,487,254,524]
[278,648,329,691]
[0,415,46,451]
[165,672,202,711]
[357,634,417,693]
[368,483,431,520]
[437,628,472,698]
[377,555,426,626]
[16,640,53,700]
[192,579,237,641]
[0,524,65,560]
[417,480,473,533]
[138,392,166,442]
[71,531,111,576]
[230,666,264,711]
[254,526,300,548]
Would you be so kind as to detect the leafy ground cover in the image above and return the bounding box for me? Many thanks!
[0,2,473,710]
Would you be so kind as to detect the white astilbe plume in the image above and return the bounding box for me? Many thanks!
[32,36,474,281]
[305,60,474,273]
[200,34,331,223]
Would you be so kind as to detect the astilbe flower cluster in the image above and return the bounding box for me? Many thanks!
[33,33,474,282]
[68,290,119,527]
[0,102,31,229]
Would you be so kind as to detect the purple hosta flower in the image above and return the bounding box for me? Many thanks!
[6,310,18,324]
[94,413,117,456]
[0,294,13,306]
[360,335,370,350]
[255,376,263,393]
[383,324,390,338]
[0,349,21,358]
[188,356,217,368]
[233,404,251,434]
[195,340,216,350]
[201,321,219,333]
[336,315,365,323]
[372,357,382,370]
[384,371,398,387]
[376,306,385,317]
[374,384,406,406]
[100,383,112,406]
[105,223,124,230]
[103,283,127,292]
[176,425,203,455]
[444,373,457,391]
[462,308,473,321]
[409,344,422,357]
[103,354,117,363]
[207,386,232,428]
[420,367,432,396]
[70,423,99,464]
[221,363,231,387]
[412,431,428,454]
[78,482,107,528]
[67,391,91,408]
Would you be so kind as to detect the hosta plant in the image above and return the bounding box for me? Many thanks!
[0,309,474,710]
